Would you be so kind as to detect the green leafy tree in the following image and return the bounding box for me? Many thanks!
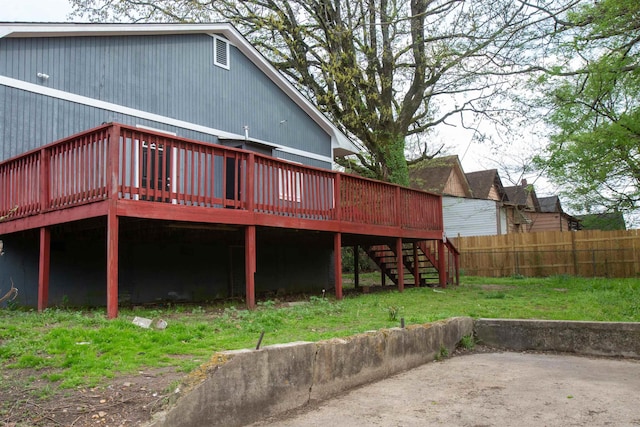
[534,0,640,213]
[70,0,579,184]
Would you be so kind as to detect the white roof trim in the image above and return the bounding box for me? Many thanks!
[0,22,359,157]
[0,75,333,164]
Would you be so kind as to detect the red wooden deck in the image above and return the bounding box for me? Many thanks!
[0,123,450,317]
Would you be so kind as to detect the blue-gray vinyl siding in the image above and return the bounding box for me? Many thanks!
[443,196,505,237]
[275,151,331,170]
[0,85,223,160]
[0,34,331,164]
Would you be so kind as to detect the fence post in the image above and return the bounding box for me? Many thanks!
[571,231,578,276]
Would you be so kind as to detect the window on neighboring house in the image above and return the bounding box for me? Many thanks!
[278,169,303,203]
[213,35,230,69]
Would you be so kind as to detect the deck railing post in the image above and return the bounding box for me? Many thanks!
[247,153,255,212]
[395,186,402,227]
[334,174,341,221]
[107,125,121,200]
[39,148,50,212]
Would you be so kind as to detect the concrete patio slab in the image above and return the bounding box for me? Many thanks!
[252,351,640,426]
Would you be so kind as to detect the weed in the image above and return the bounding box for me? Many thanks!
[459,334,475,350]
[435,344,449,361]
[258,300,276,308]
[6,299,19,311]
[31,384,55,399]
[388,306,401,321]
[191,306,205,314]
[485,292,507,299]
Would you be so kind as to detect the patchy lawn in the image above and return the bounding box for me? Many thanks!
[1,275,639,426]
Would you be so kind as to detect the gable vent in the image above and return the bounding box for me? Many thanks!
[214,36,230,69]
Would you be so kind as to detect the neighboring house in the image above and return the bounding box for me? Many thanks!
[577,212,626,231]
[466,169,506,202]
[409,157,507,237]
[409,155,472,197]
[528,196,581,232]
[463,169,511,236]
[502,179,540,233]
[0,23,454,317]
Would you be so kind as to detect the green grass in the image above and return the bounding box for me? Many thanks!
[1,275,639,388]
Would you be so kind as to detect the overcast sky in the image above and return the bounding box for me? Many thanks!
[0,0,74,22]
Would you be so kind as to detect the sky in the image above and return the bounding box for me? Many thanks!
[0,0,549,192]
[0,0,73,22]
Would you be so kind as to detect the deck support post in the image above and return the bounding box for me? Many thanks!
[334,233,342,300]
[353,245,359,289]
[396,237,404,292]
[413,242,420,287]
[245,225,256,309]
[106,210,119,319]
[37,227,51,312]
[106,124,120,319]
[438,238,447,288]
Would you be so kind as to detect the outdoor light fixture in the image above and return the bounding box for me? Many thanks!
[36,72,49,80]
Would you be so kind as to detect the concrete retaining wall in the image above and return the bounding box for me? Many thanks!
[149,317,473,427]
[475,318,640,358]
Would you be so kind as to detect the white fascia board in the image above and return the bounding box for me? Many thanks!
[0,75,333,164]
[0,22,359,157]
[0,22,232,38]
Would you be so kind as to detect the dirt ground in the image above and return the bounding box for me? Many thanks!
[253,349,640,427]
[3,347,640,426]
[0,366,184,427]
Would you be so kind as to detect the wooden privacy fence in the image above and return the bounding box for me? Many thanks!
[452,229,640,278]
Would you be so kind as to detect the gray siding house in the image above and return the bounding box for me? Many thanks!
[0,23,450,315]
[443,197,508,238]
[0,23,356,309]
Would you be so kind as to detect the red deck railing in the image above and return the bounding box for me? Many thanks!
[0,123,443,232]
